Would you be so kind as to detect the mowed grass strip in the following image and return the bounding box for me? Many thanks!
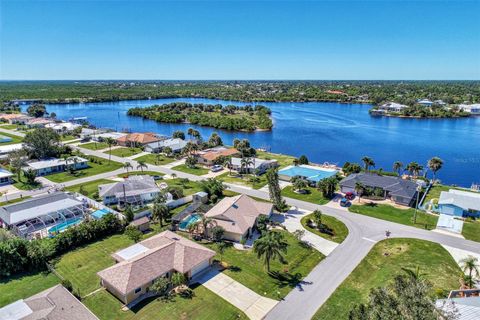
[282,185,330,205]
[301,213,349,243]
[313,238,462,320]
[172,164,209,176]
[135,153,176,166]
[65,178,115,198]
[109,147,143,158]
[0,272,60,307]
[78,141,110,150]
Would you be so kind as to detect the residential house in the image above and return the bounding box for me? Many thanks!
[417,99,433,107]
[95,131,128,141]
[195,147,239,166]
[45,121,81,133]
[0,168,13,185]
[24,156,89,176]
[0,285,98,320]
[377,102,408,113]
[204,194,273,242]
[436,289,480,320]
[458,104,480,115]
[117,132,163,147]
[0,192,87,239]
[144,138,188,154]
[339,172,419,207]
[229,157,278,174]
[438,189,480,218]
[26,118,54,128]
[0,113,32,124]
[97,230,215,304]
[98,175,161,207]
[0,143,23,159]
[80,128,106,140]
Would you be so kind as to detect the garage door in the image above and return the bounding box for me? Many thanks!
[191,260,210,277]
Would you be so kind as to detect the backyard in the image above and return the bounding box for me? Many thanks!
[172,163,209,176]
[9,170,42,190]
[301,213,349,243]
[109,147,143,158]
[423,184,466,204]
[135,153,176,166]
[313,238,462,320]
[256,150,296,169]
[282,185,330,205]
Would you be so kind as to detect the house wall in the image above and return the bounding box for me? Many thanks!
[391,195,414,207]
[222,231,243,242]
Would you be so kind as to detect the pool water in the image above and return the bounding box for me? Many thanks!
[91,208,111,219]
[179,214,202,230]
[48,218,83,235]
[279,165,337,182]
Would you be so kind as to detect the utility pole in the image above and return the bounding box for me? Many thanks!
[413,185,420,224]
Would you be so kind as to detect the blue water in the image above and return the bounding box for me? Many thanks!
[30,97,480,186]
[179,214,202,230]
[91,208,111,220]
[48,218,83,234]
[279,165,337,182]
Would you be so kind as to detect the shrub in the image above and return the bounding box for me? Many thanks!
[151,277,171,297]
[62,279,73,292]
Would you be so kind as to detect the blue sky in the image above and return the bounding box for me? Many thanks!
[1,0,479,80]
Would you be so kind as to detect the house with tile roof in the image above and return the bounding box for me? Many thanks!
[204,194,273,242]
[97,230,215,304]
[116,132,163,147]
[195,147,239,166]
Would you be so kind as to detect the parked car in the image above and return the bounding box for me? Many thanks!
[152,175,163,181]
[345,192,355,200]
[211,165,223,172]
[340,197,350,207]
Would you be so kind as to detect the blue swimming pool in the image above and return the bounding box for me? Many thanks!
[48,218,83,235]
[179,214,202,230]
[278,165,337,182]
[91,208,111,220]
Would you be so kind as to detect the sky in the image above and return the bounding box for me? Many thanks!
[0,0,479,80]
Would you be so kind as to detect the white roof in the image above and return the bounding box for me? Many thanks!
[436,214,464,234]
[45,122,80,131]
[0,299,32,320]
[379,102,408,109]
[25,156,88,170]
[439,189,480,211]
[230,157,277,169]
[114,243,149,261]
[437,297,480,320]
[145,138,188,151]
[0,168,13,179]
[0,143,23,154]
[95,132,127,140]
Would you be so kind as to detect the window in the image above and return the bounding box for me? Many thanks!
[134,287,141,294]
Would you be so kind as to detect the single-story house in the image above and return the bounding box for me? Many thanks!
[0,285,98,320]
[417,99,433,107]
[377,102,408,113]
[229,157,278,175]
[436,289,480,320]
[117,132,163,147]
[80,128,106,140]
[0,113,33,124]
[98,175,161,206]
[26,117,54,128]
[45,121,81,133]
[0,143,23,159]
[195,147,239,166]
[144,138,188,154]
[458,103,480,115]
[24,156,89,176]
[97,230,215,304]
[438,189,480,218]
[339,172,419,207]
[94,131,128,141]
[0,192,87,239]
[204,194,273,242]
[130,216,151,232]
[0,168,13,185]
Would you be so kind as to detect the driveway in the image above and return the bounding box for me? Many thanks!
[194,268,278,320]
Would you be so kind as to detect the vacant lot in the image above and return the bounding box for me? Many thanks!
[172,164,209,175]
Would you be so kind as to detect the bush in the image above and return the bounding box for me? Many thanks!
[151,277,171,297]
[125,225,142,243]
[62,279,73,292]
[168,186,184,200]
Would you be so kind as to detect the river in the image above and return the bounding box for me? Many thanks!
[30,98,480,187]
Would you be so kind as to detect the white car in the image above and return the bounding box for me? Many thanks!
[211,165,224,172]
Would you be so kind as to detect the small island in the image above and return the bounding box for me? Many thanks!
[127,102,273,132]
[369,100,475,118]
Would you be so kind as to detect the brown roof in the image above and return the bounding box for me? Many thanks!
[0,113,30,120]
[205,194,273,235]
[117,132,161,144]
[130,216,150,226]
[199,147,239,161]
[97,231,215,295]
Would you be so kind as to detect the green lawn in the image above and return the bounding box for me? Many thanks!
[172,164,209,176]
[45,155,123,183]
[0,272,60,307]
[135,153,176,166]
[0,196,31,206]
[349,203,439,230]
[118,170,164,178]
[282,185,330,205]
[462,220,480,242]
[65,178,115,199]
[83,284,247,320]
[109,147,143,158]
[205,231,324,299]
[167,178,204,196]
[9,170,42,190]
[256,150,296,169]
[313,238,461,320]
[217,171,268,189]
[60,134,77,141]
[423,184,463,204]
[301,214,349,243]
[78,141,110,150]
[0,131,23,145]
[0,124,19,130]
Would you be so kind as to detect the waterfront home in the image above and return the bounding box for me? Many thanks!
[195,147,239,166]
[45,121,81,133]
[98,175,161,207]
[0,143,23,159]
[229,157,278,174]
[117,132,163,147]
[80,128,106,140]
[438,189,480,218]
[0,113,33,124]
[339,172,419,206]
[436,289,480,320]
[278,165,338,184]
[0,285,98,320]
[0,192,87,239]
[97,230,215,304]
[144,138,188,153]
[26,117,54,128]
[24,156,89,176]
[458,103,480,115]
[417,99,433,107]
[204,194,273,242]
[434,99,447,106]
[377,102,408,113]
[94,131,128,141]
[0,168,13,185]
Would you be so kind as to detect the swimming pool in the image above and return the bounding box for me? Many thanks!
[179,214,202,230]
[48,218,83,235]
[278,165,337,182]
[91,208,111,219]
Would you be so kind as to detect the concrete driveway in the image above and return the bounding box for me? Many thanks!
[194,268,278,320]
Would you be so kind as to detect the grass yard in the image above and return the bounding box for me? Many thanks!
[313,238,461,320]
[0,196,31,206]
[282,185,330,205]
[109,147,143,158]
[83,284,247,320]
[135,153,176,166]
[349,203,439,230]
[462,220,480,242]
[167,178,204,196]
[423,184,469,204]
[172,164,209,176]
[8,169,42,190]
[0,131,23,145]
[0,124,19,130]
[0,272,60,307]
[205,230,324,300]
[65,178,115,199]
[256,150,296,169]
[217,171,268,189]
[78,141,110,150]
[118,170,164,178]
[301,213,349,243]
[46,155,123,183]
[60,134,77,141]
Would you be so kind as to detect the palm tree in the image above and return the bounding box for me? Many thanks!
[393,161,403,176]
[361,156,375,172]
[253,231,288,273]
[187,127,194,139]
[292,176,308,193]
[104,137,116,162]
[217,242,228,263]
[152,201,170,227]
[460,256,480,288]
[136,160,147,172]
[406,162,423,178]
[163,146,172,158]
[187,221,200,238]
[240,157,254,175]
[427,157,443,182]
[199,214,216,239]
[171,173,177,179]
[62,155,71,172]
[355,182,364,203]
[123,162,133,173]
[71,156,79,173]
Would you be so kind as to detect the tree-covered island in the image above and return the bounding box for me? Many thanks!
[127,102,273,132]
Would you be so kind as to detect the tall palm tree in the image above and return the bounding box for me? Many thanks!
[187,127,194,139]
[406,162,423,178]
[104,137,116,162]
[427,157,444,182]
[62,155,71,172]
[187,221,200,238]
[393,161,403,176]
[152,201,169,227]
[71,156,79,173]
[136,160,147,172]
[361,156,375,172]
[240,157,254,175]
[123,162,133,173]
[460,256,480,288]
[253,231,288,273]
[199,214,216,239]
[355,182,364,203]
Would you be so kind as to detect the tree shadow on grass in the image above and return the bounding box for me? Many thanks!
[268,271,312,291]
[227,265,242,273]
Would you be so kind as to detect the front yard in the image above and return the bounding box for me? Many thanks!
[65,178,115,199]
[313,238,461,320]
[461,219,480,242]
[135,153,176,166]
[301,214,349,243]
[108,147,143,158]
[78,141,110,150]
[172,164,209,176]
[217,171,268,189]
[282,185,330,205]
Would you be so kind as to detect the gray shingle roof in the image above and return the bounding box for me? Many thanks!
[98,175,159,198]
[340,173,418,199]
